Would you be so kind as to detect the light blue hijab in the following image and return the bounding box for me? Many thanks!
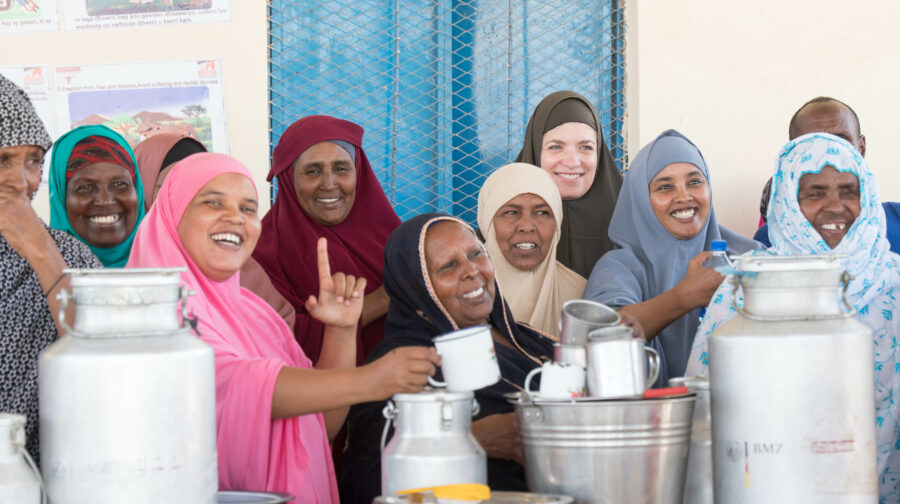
[584,129,759,386]
[687,133,900,497]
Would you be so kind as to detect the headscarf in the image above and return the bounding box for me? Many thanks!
[134,134,207,210]
[684,133,900,498]
[477,163,586,336]
[584,129,759,387]
[515,90,623,277]
[340,214,556,502]
[253,115,401,364]
[48,125,146,267]
[126,153,338,502]
[0,73,52,151]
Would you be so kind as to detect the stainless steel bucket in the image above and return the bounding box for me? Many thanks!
[510,393,695,504]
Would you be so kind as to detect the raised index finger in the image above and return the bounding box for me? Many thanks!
[316,237,333,285]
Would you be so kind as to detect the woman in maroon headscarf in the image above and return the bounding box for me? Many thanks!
[252,115,400,364]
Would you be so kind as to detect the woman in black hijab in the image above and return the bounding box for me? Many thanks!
[516,90,623,278]
[340,213,556,503]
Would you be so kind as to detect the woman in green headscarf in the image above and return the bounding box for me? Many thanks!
[49,125,146,267]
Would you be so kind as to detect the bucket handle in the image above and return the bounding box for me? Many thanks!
[10,422,47,504]
[56,286,197,337]
[729,270,855,321]
[380,401,397,452]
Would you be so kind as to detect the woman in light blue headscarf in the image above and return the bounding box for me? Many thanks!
[686,132,900,498]
[584,130,759,387]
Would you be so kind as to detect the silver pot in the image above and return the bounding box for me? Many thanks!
[381,389,486,495]
[510,393,695,504]
[39,268,217,504]
[710,255,877,503]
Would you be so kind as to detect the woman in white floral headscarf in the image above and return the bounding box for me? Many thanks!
[686,132,900,499]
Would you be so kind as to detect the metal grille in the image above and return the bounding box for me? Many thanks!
[268,0,626,223]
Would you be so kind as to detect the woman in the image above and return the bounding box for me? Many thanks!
[0,75,101,465]
[686,133,900,498]
[341,213,557,503]
[584,130,758,386]
[477,162,585,336]
[516,90,623,277]
[49,125,146,267]
[134,133,207,209]
[253,115,399,364]
[126,153,439,501]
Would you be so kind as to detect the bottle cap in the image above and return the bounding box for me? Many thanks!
[710,239,727,252]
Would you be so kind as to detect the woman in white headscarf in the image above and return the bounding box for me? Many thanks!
[686,132,900,499]
[477,163,585,336]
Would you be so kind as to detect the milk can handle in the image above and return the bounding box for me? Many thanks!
[56,287,76,336]
[380,401,397,452]
[644,347,660,388]
[11,424,47,504]
[729,271,855,321]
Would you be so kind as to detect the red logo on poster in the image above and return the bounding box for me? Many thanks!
[0,0,10,12]
[24,68,43,85]
[197,60,216,77]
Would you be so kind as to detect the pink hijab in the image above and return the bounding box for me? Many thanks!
[126,153,338,503]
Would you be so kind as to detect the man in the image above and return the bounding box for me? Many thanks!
[0,74,101,464]
[755,97,900,252]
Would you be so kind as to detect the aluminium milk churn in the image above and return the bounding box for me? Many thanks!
[0,413,41,504]
[39,268,217,504]
[709,255,877,503]
[381,389,486,495]
[670,376,712,504]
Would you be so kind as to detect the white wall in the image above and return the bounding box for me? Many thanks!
[6,3,269,220]
[627,1,900,237]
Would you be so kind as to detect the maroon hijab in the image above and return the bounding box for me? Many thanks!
[253,115,400,364]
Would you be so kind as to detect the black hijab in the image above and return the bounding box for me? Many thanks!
[340,213,555,503]
[516,91,623,278]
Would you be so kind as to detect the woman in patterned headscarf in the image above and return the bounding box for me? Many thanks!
[48,125,146,267]
[686,132,900,499]
[0,74,100,465]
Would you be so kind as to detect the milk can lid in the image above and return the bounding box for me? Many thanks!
[735,254,844,273]
[392,387,475,402]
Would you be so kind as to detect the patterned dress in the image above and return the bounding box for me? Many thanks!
[0,225,101,465]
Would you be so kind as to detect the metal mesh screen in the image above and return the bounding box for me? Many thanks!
[268,0,626,223]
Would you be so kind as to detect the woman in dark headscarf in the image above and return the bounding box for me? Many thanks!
[516,90,623,277]
[134,133,207,209]
[584,130,759,386]
[340,213,556,503]
[253,115,400,364]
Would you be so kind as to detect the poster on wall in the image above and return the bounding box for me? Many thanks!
[0,0,59,34]
[53,59,228,155]
[0,65,53,184]
[62,0,230,31]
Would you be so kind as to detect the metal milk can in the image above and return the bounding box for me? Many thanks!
[0,413,41,504]
[39,268,217,504]
[709,255,877,503]
[381,389,486,495]
[669,376,712,504]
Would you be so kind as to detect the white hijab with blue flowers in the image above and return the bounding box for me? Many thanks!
[686,132,900,497]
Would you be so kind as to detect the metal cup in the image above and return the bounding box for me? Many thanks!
[553,343,587,368]
[559,300,621,345]
[586,337,660,399]
[587,325,634,341]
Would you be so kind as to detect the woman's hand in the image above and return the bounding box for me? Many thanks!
[363,346,441,399]
[471,413,523,465]
[0,189,51,259]
[305,237,367,329]
[675,251,726,310]
[618,312,646,341]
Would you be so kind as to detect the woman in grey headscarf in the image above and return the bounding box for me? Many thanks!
[584,130,759,386]
[0,74,101,464]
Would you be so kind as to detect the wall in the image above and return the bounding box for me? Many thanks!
[5,3,269,220]
[627,1,900,237]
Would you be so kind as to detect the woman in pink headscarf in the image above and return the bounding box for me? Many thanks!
[127,153,439,501]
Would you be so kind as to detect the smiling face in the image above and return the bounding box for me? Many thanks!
[491,192,556,271]
[0,145,44,199]
[648,162,711,240]
[66,162,139,248]
[177,172,261,282]
[293,141,357,226]
[425,220,497,328]
[797,165,861,249]
[539,122,598,200]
